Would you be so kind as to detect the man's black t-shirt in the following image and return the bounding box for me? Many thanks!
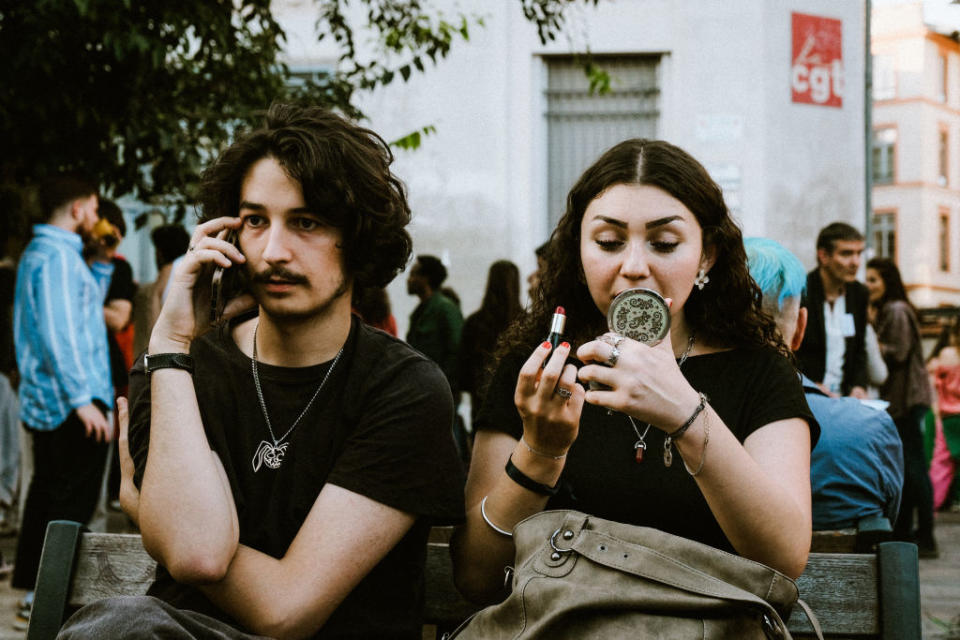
[477,346,818,553]
[128,315,466,639]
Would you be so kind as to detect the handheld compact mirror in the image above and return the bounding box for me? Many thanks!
[606,288,670,345]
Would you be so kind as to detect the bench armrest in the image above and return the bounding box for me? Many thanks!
[27,520,85,640]
[878,541,921,640]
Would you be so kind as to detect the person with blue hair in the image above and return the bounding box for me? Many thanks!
[745,237,904,531]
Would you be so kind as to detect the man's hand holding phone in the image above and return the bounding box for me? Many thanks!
[149,217,253,355]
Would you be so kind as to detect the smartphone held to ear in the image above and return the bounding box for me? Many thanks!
[210,228,245,325]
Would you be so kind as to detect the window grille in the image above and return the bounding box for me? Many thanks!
[544,56,660,228]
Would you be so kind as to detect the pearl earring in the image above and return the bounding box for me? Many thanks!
[694,268,710,291]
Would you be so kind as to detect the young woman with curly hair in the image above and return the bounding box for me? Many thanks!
[451,139,818,603]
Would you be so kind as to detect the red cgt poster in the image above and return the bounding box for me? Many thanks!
[791,12,843,108]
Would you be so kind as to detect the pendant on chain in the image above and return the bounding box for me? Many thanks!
[249,321,343,474]
[252,440,289,472]
[628,417,652,464]
[662,440,673,467]
[634,440,647,463]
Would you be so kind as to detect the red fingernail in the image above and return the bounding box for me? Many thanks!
[561,342,570,349]
[542,341,552,349]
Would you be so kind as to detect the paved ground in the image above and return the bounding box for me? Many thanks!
[1,512,958,639]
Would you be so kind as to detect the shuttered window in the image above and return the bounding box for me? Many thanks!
[544,56,660,228]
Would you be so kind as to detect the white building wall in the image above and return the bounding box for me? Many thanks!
[112,0,868,328]
[271,0,866,334]
[760,0,866,269]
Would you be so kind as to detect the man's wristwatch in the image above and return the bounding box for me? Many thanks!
[144,352,194,375]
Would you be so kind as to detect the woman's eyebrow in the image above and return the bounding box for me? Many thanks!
[590,214,684,229]
[646,215,683,229]
[592,215,628,229]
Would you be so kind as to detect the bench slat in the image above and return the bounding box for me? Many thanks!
[67,533,156,607]
[789,553,879,635]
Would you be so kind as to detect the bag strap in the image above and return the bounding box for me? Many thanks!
[568,529,825,640]
[793,598,824,638]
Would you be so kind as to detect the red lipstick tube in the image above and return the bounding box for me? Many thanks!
[542,306,566,367]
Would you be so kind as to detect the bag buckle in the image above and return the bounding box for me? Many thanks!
[761,612,784,640]
[549,527,575,561]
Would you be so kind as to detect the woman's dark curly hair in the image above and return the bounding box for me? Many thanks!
[198,103,412,289]
[499,139,787,359]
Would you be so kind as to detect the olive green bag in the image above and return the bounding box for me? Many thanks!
[448,510,823,639]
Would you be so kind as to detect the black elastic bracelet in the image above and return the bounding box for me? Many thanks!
[505,456,561,496]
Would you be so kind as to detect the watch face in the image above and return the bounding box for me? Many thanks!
[606,288,670,345]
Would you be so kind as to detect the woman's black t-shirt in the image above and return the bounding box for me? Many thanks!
[476,345,819,552]
[129,315,466,639]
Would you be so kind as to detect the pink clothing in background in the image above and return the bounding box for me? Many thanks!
[934,365,960,415]
[931,416,956,509]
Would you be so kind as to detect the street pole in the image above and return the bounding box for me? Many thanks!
[865,0,874,248]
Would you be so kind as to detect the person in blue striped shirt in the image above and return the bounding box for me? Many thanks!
[10,175,115,621]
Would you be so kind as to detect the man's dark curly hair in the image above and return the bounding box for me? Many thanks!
[499,139,787,359]
[198,103,412,290]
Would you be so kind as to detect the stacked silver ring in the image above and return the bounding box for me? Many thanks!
[607,346,620,367]
[555,387,573,399]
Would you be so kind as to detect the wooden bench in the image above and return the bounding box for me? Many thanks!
[810,515,894,554]
[27,520,921,640]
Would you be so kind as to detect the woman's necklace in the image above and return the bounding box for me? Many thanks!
[250,322,344,472]
[627,332,696,463]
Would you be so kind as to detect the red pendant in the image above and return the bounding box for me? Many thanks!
[634,441,646,463]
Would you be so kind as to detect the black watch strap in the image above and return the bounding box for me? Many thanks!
[505,456,561,496]
[144,352,195,375]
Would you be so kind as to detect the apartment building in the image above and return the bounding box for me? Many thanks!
[873,0,960,307]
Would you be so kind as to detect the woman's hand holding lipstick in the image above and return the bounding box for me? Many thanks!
[514,307,584,457]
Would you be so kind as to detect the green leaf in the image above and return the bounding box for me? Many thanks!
[390,124,437,151]
[0,0,603,202]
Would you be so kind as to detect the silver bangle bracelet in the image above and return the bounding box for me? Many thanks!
[480,496,513,537]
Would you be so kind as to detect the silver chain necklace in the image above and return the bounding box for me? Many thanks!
[627,332,696,463]
[250,322,344,472]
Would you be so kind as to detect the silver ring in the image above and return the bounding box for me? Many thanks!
[607,346,620,367]
[599,334,624,348]
[554,386,572,399]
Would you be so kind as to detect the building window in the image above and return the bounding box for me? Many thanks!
[938,52,948,102]
[873,53,896,100]
[872,128,896,184]
[872,211,897,260]
[544,56,660,228]
[940,129,949,186]
[940,211,951,272]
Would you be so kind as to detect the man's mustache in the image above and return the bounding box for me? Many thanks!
[250,266,310,286]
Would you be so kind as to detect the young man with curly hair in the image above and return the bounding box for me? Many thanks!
[60,105,464,639]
